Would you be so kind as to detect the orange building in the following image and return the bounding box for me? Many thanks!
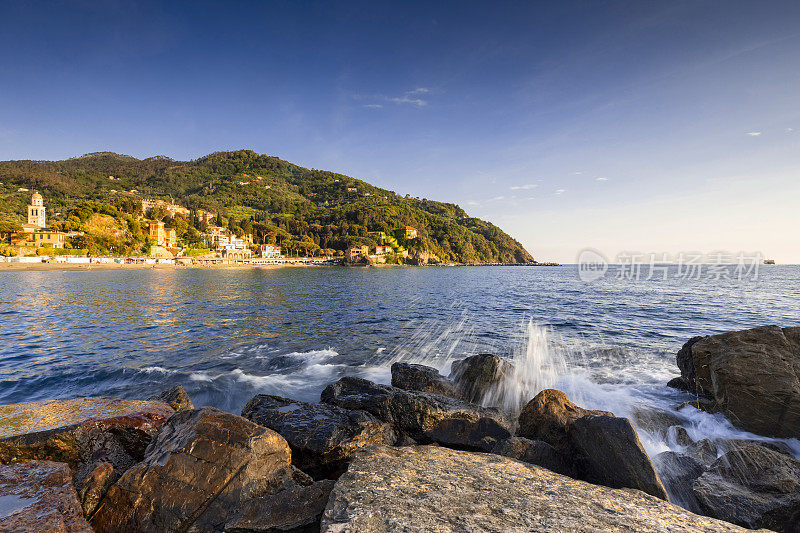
[345,245,369,263]
[404,226,418,239]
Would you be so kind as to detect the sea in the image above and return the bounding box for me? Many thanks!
[1,265,799,477]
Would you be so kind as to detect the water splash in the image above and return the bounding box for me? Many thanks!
[481,320,570,413]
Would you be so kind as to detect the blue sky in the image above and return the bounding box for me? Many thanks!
[2,1,799,263]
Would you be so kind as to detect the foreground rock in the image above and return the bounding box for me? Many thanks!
[241,394,396,477]
[0,460,92,532]
[674,325,800,438]
[321,445,751,532]
[449,353,513,404]
[693,444,800,532]
[147,385,194,411]
[226,479,335,533]
[91,407,324,532]
[517,389,668,500]
[0,396,174,514]
[321,377,511,450]
[391,362,460,398]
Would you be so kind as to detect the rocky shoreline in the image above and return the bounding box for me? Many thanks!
[1,326,798,532]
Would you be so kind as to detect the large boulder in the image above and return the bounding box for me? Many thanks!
[693,444,800,532]
[321,445,752,532]
[320,377,511,451]
[569,414,669,500]
[147,385,194,411]
[517,389,610,452]
[226,479,335,533]
[653,451,705,512]
[390,362,460,398]
[489,436,571,476]
[90,407,322,532]
[675,325,800,438]
[241,394,396,477]
[449,353,513,404]
[0,396,174,514]
[0,460,92,533]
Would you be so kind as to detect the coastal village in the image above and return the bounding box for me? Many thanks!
[0,191,427,266]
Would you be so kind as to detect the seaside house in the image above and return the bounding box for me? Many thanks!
[404,226,418,239]
[374,245,393,255]
[345,245,369,263]
[148,221,178,248]
[259,244,282,258]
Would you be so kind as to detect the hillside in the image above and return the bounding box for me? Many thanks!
[0,150,534,263]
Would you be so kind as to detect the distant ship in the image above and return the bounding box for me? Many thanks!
[763,259,775,264]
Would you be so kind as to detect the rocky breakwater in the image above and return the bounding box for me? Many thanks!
[0,348,788,532]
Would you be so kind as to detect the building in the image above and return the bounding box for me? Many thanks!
[223,247,252,260]
[23,192,46,232]
[149,221,165,245]
[374,245,392,255]
[259,244,282,258]
[346,187,357,192]
[23,229,66,249]
[345,245,369,263]
[141,199,190,218]
[197,210,215,225]
[404,226,418,239]
[148,221,177,248]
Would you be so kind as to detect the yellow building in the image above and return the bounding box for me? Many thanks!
[148,221,177,248]
[404,226,418,239]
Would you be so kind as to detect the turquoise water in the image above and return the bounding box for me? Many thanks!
[1,265,798,460]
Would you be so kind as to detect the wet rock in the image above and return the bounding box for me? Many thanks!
[678,397,721,414]
[676,325,800,438]
[669,425,694,447]
[632,405,684,435]
[226,479,335,533]
[241,394,396,478]
[490,436,571,476]
[320,377,511,451]
[667,376,691,391]
[693,444,800,532]
[321,445,752,533]
[390,362,460,398]
[0,395,175,513]
[516,389,610,452]
[723,438,795,457]
[449,353,513,404]
[0,397,174,470]
[653,451,705,512]
[90,406,313,532]
[685,439,719,465]
[147,384,194,411]
[76,461,114,517]
[0,460,92,533]
[569,414,669,500]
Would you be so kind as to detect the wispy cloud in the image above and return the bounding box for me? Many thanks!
[746,131,761,136]
[466,200,480,206]
[554,189,566,196]
[358,87,432,109]
[786,128,794,133]
[571,171,583,175]
[595,177,609,182]
[490,195,505,201]
[509,184,537,190]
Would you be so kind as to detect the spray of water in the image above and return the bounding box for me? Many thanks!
[481,319,570,413]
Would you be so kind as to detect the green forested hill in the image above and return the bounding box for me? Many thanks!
[0,150,534,263]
